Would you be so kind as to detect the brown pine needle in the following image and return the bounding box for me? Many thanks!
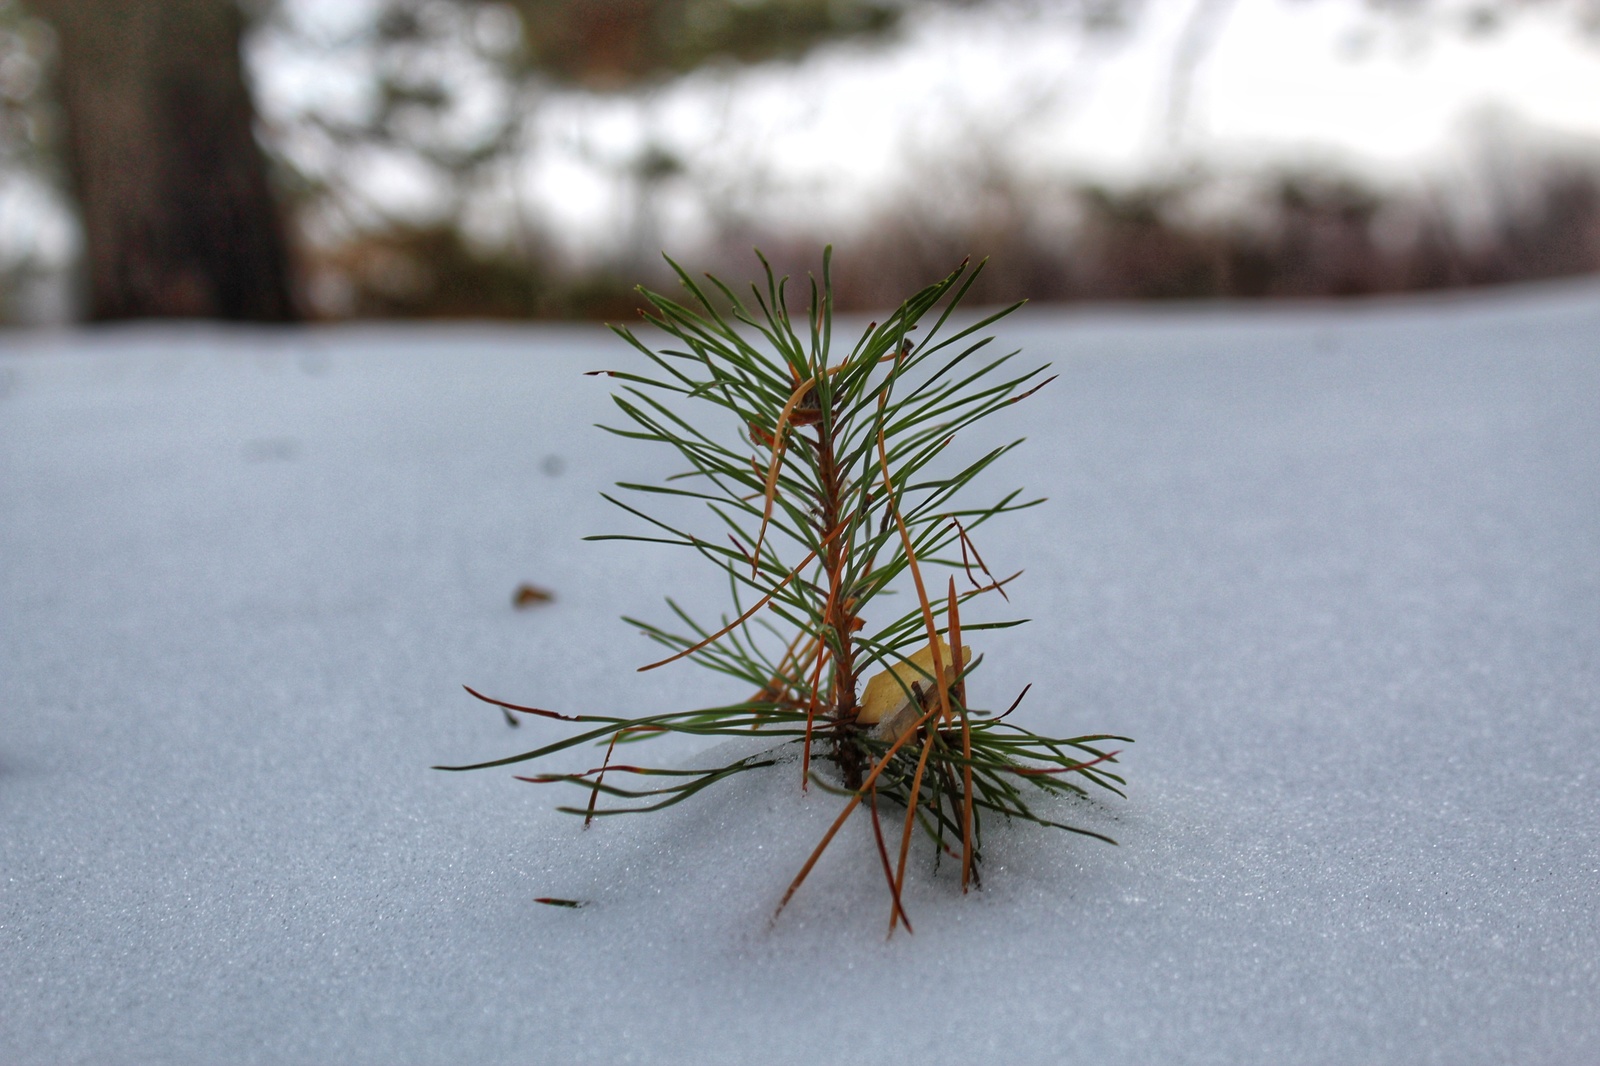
[967,570,1023,600]
[1009,750,1121,776]
[869,788,913,934]
[462,686,583,722]
[952,516,1009,602]
[1008,374,1057,406]
[584,728,628,827]
[728,533,757,571]
[993,683,1033,722]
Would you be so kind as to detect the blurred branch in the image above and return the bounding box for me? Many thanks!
[495,0,901,88]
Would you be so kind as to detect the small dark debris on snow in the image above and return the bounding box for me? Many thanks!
[513,584,555,608]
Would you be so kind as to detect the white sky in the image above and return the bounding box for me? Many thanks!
[1191,0,1600,163]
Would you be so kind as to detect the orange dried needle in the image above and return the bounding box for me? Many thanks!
[890,713,937,937]
[750,378,819,576]
[752,627,812,720]
[875,409,953,934]
[949,577,974,892]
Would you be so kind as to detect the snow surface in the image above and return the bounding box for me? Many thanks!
[3,283,1598,1065]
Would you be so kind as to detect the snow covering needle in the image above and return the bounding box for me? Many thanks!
[436,248,1131,933]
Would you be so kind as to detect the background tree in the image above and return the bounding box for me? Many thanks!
[21,0,904,321]
[27,0,297,320]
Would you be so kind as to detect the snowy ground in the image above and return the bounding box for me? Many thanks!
[3,282,1598,1065]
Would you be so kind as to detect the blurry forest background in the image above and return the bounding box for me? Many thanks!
[1,0,1598,324]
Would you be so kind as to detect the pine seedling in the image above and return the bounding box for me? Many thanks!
[437,251,1130,931]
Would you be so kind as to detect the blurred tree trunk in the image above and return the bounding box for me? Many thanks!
[30,0,296,320]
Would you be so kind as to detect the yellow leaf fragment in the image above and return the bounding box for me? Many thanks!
[857,639,971,741]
